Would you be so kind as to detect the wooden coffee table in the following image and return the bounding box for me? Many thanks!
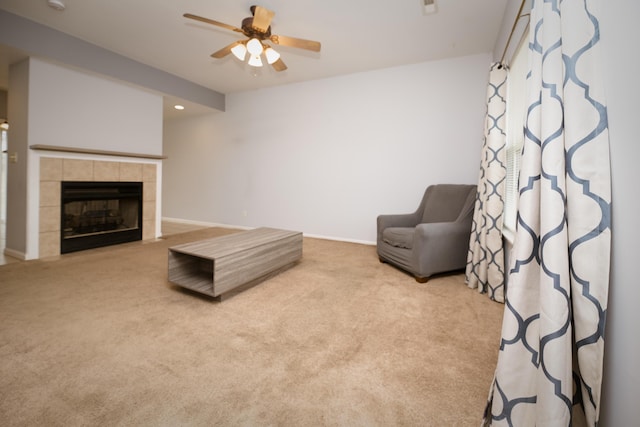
[168,227,302,299]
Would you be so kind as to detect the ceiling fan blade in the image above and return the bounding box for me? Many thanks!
[271,58,288,72]
[211,41,242,59]
[251,6,275,33]
[183,13,243,33]
[270,35,321,52]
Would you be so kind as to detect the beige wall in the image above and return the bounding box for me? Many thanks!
[163,53,490,244]
[600,0,640,425]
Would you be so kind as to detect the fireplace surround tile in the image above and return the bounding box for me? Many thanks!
[143,182,156,202]
[63,159,94,181]
[143,200,156,222]
[39,231,60,258]
[143,163,157,182]
[119,162,143,182]
[39,206,60,233]
[40,181,61,207]
[41,157,63,181]
[94,161,120,181]
[143,220,155,240]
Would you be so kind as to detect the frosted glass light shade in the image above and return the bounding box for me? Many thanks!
[248,54,263,67]
[246,38,263,56]
[231,43,247,61]
[264,47,280,64]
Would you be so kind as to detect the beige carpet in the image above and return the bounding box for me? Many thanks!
[0,228,504,426]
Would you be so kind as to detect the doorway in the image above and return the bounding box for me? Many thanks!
[1,127,10,263]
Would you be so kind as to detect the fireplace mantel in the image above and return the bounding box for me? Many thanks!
[30,144,167,160]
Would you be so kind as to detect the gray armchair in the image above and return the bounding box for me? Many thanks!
[377,184,477,282]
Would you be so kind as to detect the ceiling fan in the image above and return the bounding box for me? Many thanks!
[184,5,321,72]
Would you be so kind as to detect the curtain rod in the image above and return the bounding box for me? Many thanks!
[499,0,529,67]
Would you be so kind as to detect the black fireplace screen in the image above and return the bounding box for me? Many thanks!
[61,181,143,254]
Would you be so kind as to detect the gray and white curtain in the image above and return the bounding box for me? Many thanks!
[484,0,611,426]
[466,63,507,303]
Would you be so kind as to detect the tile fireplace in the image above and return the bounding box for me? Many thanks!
[38,156,159,259]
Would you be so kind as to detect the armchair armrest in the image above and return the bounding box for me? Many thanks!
[412,221,473,277]
[414,221,471,242]
[377,212,420,242]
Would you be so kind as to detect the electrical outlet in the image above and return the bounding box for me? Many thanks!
[9,152,18,163]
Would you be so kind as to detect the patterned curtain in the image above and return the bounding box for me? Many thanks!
[466,63,507,303]
[484,0,611,426]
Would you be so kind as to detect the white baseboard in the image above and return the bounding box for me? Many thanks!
[161,218,375,246]
[161,217,252,230]
[4,247,27,261]
[303,233,375,246]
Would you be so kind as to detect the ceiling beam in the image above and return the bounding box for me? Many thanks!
[0,9,225,112]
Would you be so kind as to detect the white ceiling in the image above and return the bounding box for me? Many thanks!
[0,0,509,117]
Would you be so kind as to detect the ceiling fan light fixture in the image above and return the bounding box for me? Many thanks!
[248,54,263,67]
[231,43,247,61]
[264,47,280,65]
[246,38,263,56]
[184,6,321,73]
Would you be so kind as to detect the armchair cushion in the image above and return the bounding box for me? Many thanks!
[382,227,414,249]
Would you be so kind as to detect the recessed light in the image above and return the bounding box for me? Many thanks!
[174,105,185,110]
[47,0,66,11]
